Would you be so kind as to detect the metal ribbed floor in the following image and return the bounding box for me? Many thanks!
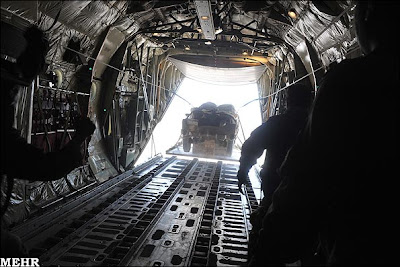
[12,156,259,266]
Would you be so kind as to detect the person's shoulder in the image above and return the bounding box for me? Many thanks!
[266,114,282,122]
[254,118,277,132]
[326,57,365,77]
[249,117,280,139]
[325,52,391,79]
[264,114,285,126]
[320,57,368,90]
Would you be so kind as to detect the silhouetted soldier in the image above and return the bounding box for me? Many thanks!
[237,83,312,205]
[251,1,399,266]
[1,25,95,257]
[236,83,312,261]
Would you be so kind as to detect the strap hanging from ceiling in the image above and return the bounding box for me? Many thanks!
[44,1,64,32]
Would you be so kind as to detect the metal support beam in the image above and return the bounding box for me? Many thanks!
[194,0,215,40]
[134,18,196,34]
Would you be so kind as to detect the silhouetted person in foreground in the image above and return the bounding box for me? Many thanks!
[1,25,95,257]
[250,1,399,266]
[237,83,312,205]
[237,83,312,261]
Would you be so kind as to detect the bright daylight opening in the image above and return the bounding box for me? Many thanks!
[136,77,262,165]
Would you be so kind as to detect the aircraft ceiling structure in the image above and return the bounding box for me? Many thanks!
[1,0,359,226]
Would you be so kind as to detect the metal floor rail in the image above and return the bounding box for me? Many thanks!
[12,156,259,266]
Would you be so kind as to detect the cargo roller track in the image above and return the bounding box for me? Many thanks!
[11,156,259,266]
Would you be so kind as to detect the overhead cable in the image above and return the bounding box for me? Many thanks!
[238,64,325,110]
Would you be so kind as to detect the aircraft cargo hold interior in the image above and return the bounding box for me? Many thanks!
[2,0,398,266]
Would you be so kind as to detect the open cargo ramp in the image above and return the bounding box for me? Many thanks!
[11,156,260,266]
